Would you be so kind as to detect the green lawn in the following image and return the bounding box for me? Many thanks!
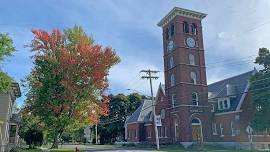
[19,144,262,152]
[18,148,73,152]
[50,148,74,152]
[20,148,42,152]
[156,145,260,152]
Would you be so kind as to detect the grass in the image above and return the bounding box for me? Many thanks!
[20,144,263,152]
[156,145,261,152]
[50,148,74,152]
[20,148,42,152]
[120,144,262,152]
[18,147,73,152]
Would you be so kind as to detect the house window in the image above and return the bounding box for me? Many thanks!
[190,72,197,84]
[220,123,224,137]
[171,74,175,86]
[170,24,175,36]
[218,101,223,110]
[160,127,163,138]
[165,126,167,138]
[224,100,228,109]
[165,28,169,40]
[158,127,161,138]
[147,130,152,138]
[189,54,195,65]
[211,104,215,112]
[231,122,236,136]
[212,123,217,135]
[183,21,189,33]
[172,94,176,108]
[129,130,132,139]
[135,129,137,139]
[218,98,231,110]
[192,92,199,106]
[160,109,166,119]
[191,23,197,35]
[169,56,174,68]
[127,130,129,139]
[161,127,164,137]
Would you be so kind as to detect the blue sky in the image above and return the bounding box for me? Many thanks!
[1,0,270,106]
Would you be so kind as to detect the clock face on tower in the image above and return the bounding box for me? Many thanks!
[186,37,196,48]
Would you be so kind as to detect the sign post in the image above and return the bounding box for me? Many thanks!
[156,115,162,127]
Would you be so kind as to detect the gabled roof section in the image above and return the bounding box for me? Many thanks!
[157,7,207,27]
[155,83,165,100]
[208,70,255,113]
[125,100,153,124]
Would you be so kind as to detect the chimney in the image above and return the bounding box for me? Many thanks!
[226,84,237,96]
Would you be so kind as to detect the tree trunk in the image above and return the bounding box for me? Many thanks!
[51,132,60,149]
[51,128,64,149]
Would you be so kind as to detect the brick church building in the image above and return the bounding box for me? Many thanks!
[125,7,270,149]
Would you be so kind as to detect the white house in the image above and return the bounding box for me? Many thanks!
[0,83,21,152]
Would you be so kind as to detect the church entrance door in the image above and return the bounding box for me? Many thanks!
[191,118,203,143]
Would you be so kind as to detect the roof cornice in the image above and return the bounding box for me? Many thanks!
[157,7,207,27]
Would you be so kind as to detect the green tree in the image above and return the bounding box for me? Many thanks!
[0,33,15,93]
[250,47,270,132]
[18,107,45,148]
[24,26,119,148]
[98,93,143,144]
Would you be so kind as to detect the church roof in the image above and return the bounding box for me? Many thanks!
[157,7,207,27]
[208,70,255,113]
[125,99,153,124]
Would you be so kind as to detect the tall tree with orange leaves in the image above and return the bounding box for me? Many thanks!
[23,26,119,148]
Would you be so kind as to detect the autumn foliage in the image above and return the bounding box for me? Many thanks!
[24,26,119,148]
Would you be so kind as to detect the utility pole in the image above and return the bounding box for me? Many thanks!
[141,69,160,150]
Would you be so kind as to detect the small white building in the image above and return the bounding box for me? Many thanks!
[0,83,21,152]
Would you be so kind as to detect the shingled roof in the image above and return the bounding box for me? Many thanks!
[125,99,153,124]
[208,70,255,113]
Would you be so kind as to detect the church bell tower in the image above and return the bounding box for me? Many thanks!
[158,7,212,144]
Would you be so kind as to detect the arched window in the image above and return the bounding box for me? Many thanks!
[160,109,166,119]
[169,56,174,68]
[192,92,199,106]
[192,118,200,124]
[170,24,175,36]
[189,54,195,65]
[191,23,197,35]
[183,21,189,33]
[171,94,176,108]
[190,72,197,84]
[170,74,175,86]
[165,28,169,40]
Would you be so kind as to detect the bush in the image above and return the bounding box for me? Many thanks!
[24,129,43,147]
[122,143,136,147]
[10,147,20,152]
